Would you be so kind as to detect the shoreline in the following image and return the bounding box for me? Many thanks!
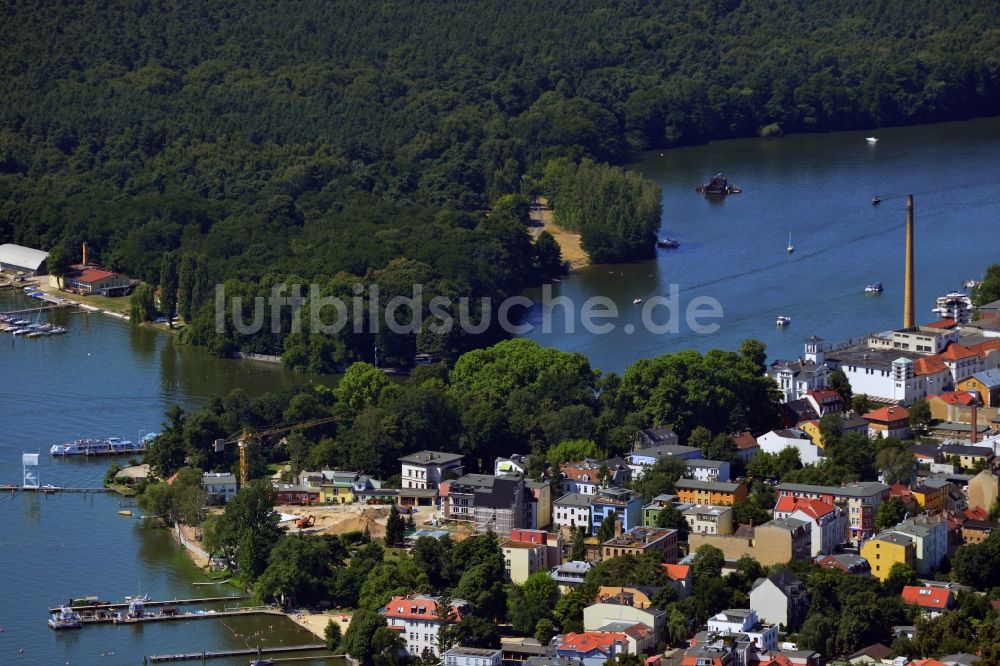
[171,523,350,641]
[529,202,589,271]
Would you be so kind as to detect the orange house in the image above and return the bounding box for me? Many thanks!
[675,479,747,506]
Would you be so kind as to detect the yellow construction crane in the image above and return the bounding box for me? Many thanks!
[214,416,339,488]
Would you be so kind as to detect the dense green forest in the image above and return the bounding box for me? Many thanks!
[3,1,999,361]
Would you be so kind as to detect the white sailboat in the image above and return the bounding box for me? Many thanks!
[786,233,794,254]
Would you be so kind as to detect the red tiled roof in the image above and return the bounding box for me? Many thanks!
[774,495,835,520]
[965,506,989,521]
[663,563,690,581]
[909,659,949,666]
[968,339,1000,358]
[382,595,464,622]
[864,405,910,423]
[623,623,652,639]
[732,431,758,450]
[69,263,118,284]
[938,344,977,362]
[558,631,627,655]
[913,356,948,377]
[806,389,842,402]
[901,586,951,610]
[925,319,956,329]
[890,483,913,497]
[929,392,979,406]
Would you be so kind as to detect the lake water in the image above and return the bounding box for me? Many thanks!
[2,117,1000,663]
[0,300,335,665]
[522,117,1000,374]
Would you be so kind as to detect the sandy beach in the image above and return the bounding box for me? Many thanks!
[529,201,589,270]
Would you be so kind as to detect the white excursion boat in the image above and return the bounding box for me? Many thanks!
[776,315,791,327]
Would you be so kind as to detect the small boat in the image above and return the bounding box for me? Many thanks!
[871,195,881,205]
[633,298,643,305]
[656,238,680,249]
[866,137,879,143]
[118,510,133,517]
[865,282,883,293]
[786,233,794,254]
[964,279,982,290]
[776,315,791,327]
[695,173,742,195]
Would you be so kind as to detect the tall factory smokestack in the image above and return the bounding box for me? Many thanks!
[82,242,88,267]
[903,195,915,328]
[971,397,979,445]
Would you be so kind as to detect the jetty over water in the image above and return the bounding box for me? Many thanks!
[48,595,250,613]
[146,643,331,662]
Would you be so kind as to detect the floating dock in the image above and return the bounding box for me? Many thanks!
[6,485,113,494]
[146,643,330,662]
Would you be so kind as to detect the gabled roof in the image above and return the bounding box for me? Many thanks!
[968,369,1000,389]
[848,643,895,661]
[938,344,977,362]
[732,431,759,450]
[901,586,951,609]
[930,392,980,406]
[914,356,948,376]
[69,264,118,284]
[864,405,910,423]
[382,594,468,621]
[0,243,49,270]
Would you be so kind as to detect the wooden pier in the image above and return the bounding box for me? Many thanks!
[146,643,330,662]
[71,605,283,628]
[49,594,250,613]
[1,303,68,315]
[6,485,113,495]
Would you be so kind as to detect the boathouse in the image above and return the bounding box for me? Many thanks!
[0,243,49,276]
[60,263,131,296]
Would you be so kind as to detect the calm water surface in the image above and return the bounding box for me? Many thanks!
[522,117,1000,374]
[0,302,335,665]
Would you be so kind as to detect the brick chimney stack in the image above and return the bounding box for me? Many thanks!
[903,195,916,328]
[971,398,978,445]
[82,242,88,266]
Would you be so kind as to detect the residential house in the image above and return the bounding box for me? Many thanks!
[968,469,999,511]
[909,479,952,513]
[804,388,846,416]
[816,552,871,574]
[776,481,890,540]
[683,505,735,536]
[502,638,556,666]
[940,445,993,471]
[773,496,847,555]
[550,560,593,592]
[202,472,238,504]
[400,451,464,490]
[629,444,703,479]
[633,426,680,449]
[443,647,503,666]
[446,474,497,522]
[685,459,732,483]
[901,585,953,618]
[847,644,896,665]
[381,595,470,657]
[706,609,779,655]
[688,519,812,566]
[273,483,320,505]
[601,526,678,563]
[864,406,912,439]
[958,369,1000,407]
[556,630,637,666]
[758,430,822,465]
[681,645,734,666]
[524,479,553,530]
[732,432,760,461]
[474,476,525,536]
[860,532,916,581]
[892,515,948,574]
[961,519,996,544]
[562,458,632,495]
[675,479,748,507]
[642,494,679,527]
[663,563,692,600]
[496,454,529,477]
[320,471,359,504]
[590,488,643,536]
[767,337,830,403]
[749,568,808,630]
[502,539,548,584]
[585,587,666,639]
[554,493,593,531]
[927,391,981,423]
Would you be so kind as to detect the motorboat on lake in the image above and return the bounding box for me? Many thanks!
[48,606,83,630]
[871,195,881,205]
[776,315,791,327]
[866,137,879,143]
[656,238,680,248]
[865,282,883,293]
[633,298,643,305]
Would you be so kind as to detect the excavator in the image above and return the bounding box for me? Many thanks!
[214,416,339,488]
[295,515,315,528]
